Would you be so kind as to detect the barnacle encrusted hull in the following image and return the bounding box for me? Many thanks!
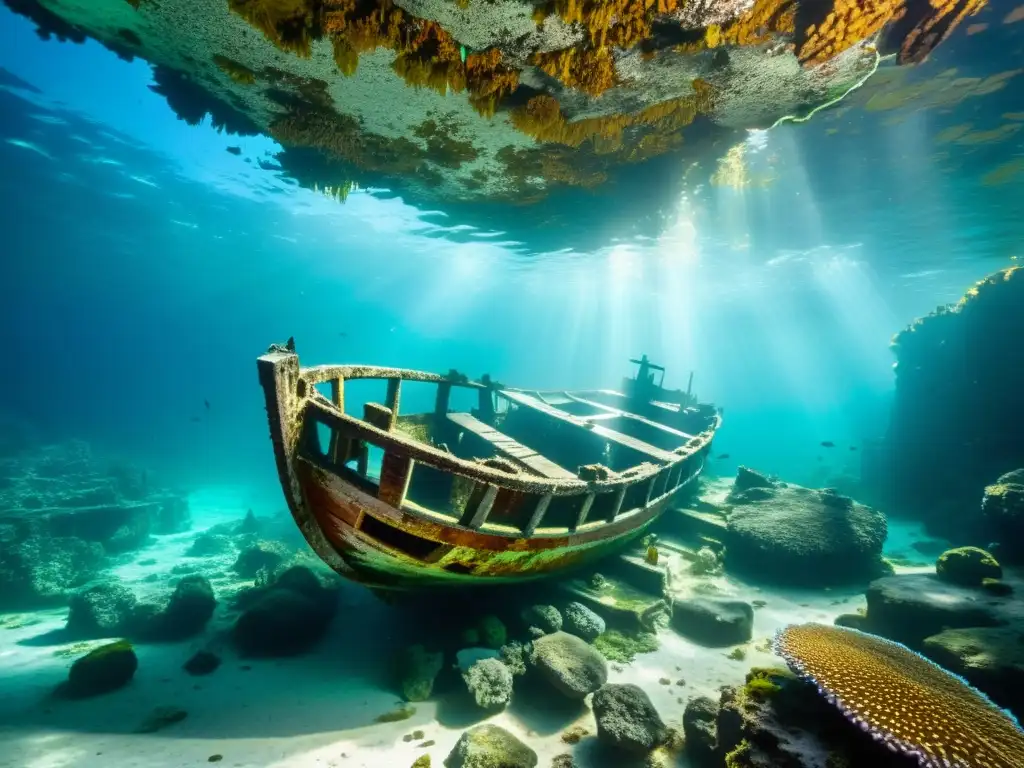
[774,623,1024,768]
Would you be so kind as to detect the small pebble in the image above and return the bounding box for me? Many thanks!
[208,756,223,763]
[658,677,671,685]
[675,679,686,686]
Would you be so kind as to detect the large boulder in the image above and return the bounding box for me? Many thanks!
[863,573,1024,648]
[723,475,888,586]
[591,683,667,754]
[66,582,137,637]
[232,565,337,656]
[532,631,607,699]
[61,640,138,699]
[982,471,1024,563]
[671,598,753,647]
[923,626,1024,719]
[936,546,1002,586]
[444,724,537,768]
[131,575,216,642]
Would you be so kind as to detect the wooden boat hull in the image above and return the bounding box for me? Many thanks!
[258,348,719,590]
[295,457,684,589]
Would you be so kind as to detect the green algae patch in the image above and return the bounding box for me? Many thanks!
[376,704,417,723]
[593,629,658,663]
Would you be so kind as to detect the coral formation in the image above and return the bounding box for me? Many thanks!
[462,657,513,709]
[775,623,1024,767]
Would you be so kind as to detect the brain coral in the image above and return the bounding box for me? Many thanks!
[774,623,1024,768]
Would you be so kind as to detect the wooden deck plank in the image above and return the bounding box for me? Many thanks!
[568,394,696,439]
[499,391,678,464]
[447,411,577,480]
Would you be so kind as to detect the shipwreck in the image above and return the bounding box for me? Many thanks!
[257,342,721,589]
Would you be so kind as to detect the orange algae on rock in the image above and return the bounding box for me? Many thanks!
[413,119,480,168]
[796,0,904,65]
[227,0,321,57]
[213,54,257,84]
[271,109,426,175]
[897,0,989,64]
[775,623,1024,768]
[465,49,520,117]
[532,46,616,97]
[551,0,681,49]
[511,80,712,150]
[722,0,796,45]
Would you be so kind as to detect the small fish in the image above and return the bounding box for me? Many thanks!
[849,446,858,451]
[5,138,52,158]
[338,331,348,338]
[204,399,210,410]
[226,146,241,155]
[820,441,835,448]
[716,453,731,460]
[190,416,201,423]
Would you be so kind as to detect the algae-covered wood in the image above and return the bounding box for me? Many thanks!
[257,344,720,589]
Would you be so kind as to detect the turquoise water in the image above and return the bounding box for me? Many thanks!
[3,10,1019,490]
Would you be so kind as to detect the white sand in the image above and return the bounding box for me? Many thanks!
[0,485,920,768]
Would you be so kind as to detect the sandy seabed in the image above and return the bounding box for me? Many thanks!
[0,486,940,768]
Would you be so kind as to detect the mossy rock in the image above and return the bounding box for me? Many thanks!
[443,724,537,768]
[935,546,1002,587]
[62,639,138,698]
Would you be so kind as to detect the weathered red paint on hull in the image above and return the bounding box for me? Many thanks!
[296,458,672,588]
